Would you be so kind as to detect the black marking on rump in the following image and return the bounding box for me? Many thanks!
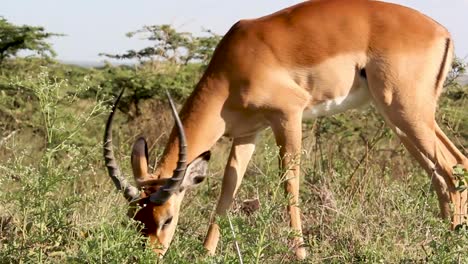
[435,38,451,92]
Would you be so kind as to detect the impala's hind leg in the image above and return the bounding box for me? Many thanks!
[366,49,467,228]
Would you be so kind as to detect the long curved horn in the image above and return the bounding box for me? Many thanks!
[149,91,187,205]
[104,88,140,202]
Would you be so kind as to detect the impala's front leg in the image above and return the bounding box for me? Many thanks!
[269,112,307,260]
[204,135,256,255]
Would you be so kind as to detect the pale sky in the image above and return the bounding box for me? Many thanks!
[2,0,468,62]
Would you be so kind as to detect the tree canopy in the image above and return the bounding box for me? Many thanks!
[0,17,60,65]
[97,25,222,117]
[100,24,221,66]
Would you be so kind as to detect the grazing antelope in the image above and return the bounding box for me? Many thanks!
[104,0,467,260]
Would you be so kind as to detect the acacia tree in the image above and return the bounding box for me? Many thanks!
[445,57,467,88]
[99,25,222,118]
[100,24,221,66]
[0,17,60,65]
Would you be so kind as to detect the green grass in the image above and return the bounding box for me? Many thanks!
[0,67,467,263]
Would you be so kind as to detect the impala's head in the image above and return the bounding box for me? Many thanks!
[103,89,210,255]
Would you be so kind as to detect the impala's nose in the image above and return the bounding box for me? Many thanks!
[154,247,166,257]
[149,234,167,256]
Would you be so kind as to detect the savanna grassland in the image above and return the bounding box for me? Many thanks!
[0,22,467,263]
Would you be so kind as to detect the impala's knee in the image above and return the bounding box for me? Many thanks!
[431,168,451,189]
[284,178,300,194]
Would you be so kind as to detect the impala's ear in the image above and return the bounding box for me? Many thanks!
[131,137,149,179]
[180,151,211,190]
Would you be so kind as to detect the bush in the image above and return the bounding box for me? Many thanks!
[0,69,157,262]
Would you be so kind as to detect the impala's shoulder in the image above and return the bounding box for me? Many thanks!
[218,19,257,48]
[225,18,254,34]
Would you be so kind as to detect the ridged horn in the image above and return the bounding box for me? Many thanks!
[149,91,187,205]
[103,88,140,202]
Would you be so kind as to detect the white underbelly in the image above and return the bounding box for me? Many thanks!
[303,84,371,120]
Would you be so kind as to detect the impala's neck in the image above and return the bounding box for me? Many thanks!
[157,75,228,178]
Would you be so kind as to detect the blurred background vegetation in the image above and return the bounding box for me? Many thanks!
[0,17,467,263]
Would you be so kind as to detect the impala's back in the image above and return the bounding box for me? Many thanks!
[208,0,451,116]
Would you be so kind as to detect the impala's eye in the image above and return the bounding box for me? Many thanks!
[193,176,204,184]
[162,217,173,229]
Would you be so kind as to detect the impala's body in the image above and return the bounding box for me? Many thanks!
[104,0,467,260]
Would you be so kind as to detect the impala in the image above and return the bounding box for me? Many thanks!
[103,0,467,260]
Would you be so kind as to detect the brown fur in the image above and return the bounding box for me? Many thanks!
[128,0,467,260]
